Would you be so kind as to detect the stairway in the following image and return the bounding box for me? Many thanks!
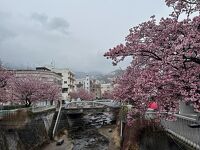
[48,111,58,139]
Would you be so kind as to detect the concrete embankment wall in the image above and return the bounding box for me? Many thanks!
[121,120,188,150]
[0,109,55,150]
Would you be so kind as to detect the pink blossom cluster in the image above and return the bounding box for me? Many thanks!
[165,0,200,18]
[0,67,13,102]
[69,88,95,101]
[104,0,200,119]
[102,91,114,99]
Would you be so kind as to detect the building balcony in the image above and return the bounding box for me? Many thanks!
[68,76,75,81]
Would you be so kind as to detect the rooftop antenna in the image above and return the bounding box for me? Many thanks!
[119,66,123,71]
[0,59,2,67]
[51,59,56,69]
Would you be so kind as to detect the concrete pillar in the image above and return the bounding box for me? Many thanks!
[179,101,195,115]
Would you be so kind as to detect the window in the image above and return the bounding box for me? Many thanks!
[62,88,68,93]
[64,81,67,84]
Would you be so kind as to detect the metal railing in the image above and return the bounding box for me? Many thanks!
[52,103,63,138]
[162,114,200,149]
[146,111,200,149]
[64,100,120,109]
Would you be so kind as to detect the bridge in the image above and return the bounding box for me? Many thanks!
[63,99,120,114]
[146,111,200,150]
[52,99,120,137]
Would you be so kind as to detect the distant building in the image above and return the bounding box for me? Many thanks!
[84,75,90,92]
[75,75,90,91]
[50,68,75,100]
[15,67,62,85]
[75,79,84,90]
[101,83,113,95]
[91,80,101,99]
[75,76,101,99]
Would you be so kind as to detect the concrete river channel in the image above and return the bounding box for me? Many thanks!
[42,112,186,150]
[42,112,119,150]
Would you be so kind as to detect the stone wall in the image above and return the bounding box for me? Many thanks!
[0,110,55,150]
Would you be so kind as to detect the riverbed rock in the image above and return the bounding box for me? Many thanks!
[83,113,114,128]
[108,129,112,132]
[70,129,109,150]
[56,139,64,146]
[89,138,95,143]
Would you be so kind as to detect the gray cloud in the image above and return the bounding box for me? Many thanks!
[31,13,48,24]
[0,12,17,42]
[31,13,69,35]
[0,0,170,73]
[0,26,16,42]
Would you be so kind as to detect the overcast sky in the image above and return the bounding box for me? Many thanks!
[0,0,170,73]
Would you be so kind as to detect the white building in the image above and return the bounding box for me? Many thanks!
[50,68,75,101]
[84,75,90,92]
[75,75,90,92]
[75,76,101,99]
[101,83,113,94]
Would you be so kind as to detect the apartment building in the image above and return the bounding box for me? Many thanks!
[15,67,62,85]
[51,68,75,100]
[75,76,101,99]
[75,79,84,90]
[101,83,114,95]
[84,75,90,92]
[90,79,101,99]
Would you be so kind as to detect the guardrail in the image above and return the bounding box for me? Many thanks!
[0,105,56,120]
[145,111,200,149]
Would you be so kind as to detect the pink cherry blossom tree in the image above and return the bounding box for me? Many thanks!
[102,91,114,99]
[69,91,79,100]
[11,75,61,107]
[69,88,95,101]
[104,0,200,117]
[40,82,62,105]
[0,66,13,103]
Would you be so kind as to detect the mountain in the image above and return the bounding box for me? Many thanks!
[74,69,123,83]
[74,71,103,79]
